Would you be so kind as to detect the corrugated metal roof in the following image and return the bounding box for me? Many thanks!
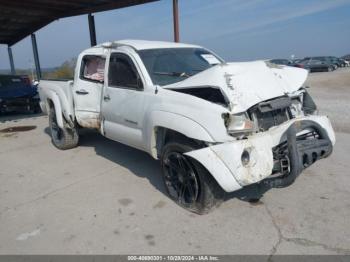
[0,0,159,46]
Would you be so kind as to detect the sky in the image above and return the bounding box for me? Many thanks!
[1,0,350,70]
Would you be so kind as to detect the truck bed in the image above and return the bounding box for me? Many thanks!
[38,79,74,115]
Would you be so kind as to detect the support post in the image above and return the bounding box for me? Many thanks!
[173,0,180,42]
[31,33,41,80]
[88,13,97,46]
[7,46,15,75]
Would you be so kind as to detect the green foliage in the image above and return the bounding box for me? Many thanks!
[43,58,76,80]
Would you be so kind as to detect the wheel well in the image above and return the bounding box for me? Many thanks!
[155,127,206,158]
[46,98,75,128]
[47,99,54,109]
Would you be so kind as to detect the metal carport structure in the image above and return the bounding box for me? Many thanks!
[0,0,181,80]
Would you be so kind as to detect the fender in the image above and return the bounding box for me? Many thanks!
[51,81,75,118]
[144,110,215,158]
[46,91,64,129]
[42,83,75,129]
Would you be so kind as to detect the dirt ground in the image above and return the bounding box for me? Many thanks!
[306,67,350,133]
[0,68,349,255]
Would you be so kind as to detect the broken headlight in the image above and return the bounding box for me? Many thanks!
[290,96,304,118]
[291,88,317,116]
[223,113,255,135]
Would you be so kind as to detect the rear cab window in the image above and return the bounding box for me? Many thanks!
[80,55,106,82]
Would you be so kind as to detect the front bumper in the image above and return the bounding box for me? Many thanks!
[185,115,335,192]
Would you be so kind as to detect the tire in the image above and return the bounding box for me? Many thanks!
[49,107,79,150]
[160,140,224,214]
[327,67,332,72]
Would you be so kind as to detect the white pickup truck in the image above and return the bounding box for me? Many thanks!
[38,40,335,213]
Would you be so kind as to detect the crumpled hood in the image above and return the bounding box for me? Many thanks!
[163,61,308,113]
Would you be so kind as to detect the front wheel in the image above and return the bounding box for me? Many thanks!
[49,107,79,150]
[160,141,224,214]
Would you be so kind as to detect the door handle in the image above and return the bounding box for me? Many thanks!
[103,94,111,101]
[75,89,89,95]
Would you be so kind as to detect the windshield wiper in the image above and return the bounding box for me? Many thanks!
[153,71,192,78]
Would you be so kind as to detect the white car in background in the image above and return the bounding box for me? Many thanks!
[38,40,335,214]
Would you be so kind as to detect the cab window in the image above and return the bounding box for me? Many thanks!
[108,53,142,89]
[80,55,105,82]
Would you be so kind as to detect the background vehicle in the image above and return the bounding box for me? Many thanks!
[269,59,292,65]
[338,58,349,67]
[327,56,343,67]
[341,54,350,62]
[341,59,350,67]
[291,58,303,64]
[311,56,340,69]
[0,74,41,114]
[292,58,335,72]
[38,40,335,214]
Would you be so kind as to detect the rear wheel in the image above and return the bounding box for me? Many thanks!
[160,141,224,214]
[49,107,79,150]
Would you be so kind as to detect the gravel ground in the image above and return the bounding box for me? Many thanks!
[306,67,350,133]
[0,68,349,256]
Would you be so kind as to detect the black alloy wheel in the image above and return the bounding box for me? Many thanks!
[162,151,199,206]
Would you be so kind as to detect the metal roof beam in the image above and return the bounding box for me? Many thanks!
[31,33,41,80]
[173,0,180,42]
[88,14,97,47]
[7,46,16,75]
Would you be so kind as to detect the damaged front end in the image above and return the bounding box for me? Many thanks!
[185,115,335,192]
[187,84,335,192]
[223,88,316,137]
[163,60,335,192]
[267,120,333,188]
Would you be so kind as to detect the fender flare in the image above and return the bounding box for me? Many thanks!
[46,92,64,129]
[144,110,215,158]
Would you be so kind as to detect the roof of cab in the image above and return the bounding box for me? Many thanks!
[96,39,201,51]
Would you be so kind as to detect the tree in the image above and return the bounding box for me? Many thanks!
[44,58,76,79]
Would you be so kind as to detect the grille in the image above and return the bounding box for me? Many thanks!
[254,108,289,131]
[248,96,291,132]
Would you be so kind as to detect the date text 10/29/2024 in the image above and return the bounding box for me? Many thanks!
[128,256,219,261]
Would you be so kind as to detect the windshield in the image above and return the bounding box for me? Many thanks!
[138,48,223,86]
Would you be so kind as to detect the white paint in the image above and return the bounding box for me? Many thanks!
[16,228,41,241]
[165,61,308,113]
[186,115,335,191]
[97,39,201,50]
[38,39,335,192]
